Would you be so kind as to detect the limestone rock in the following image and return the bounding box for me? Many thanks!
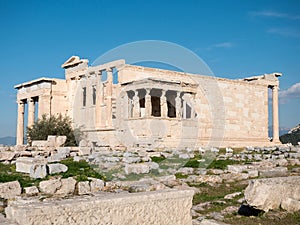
[124,163,150,174]
[79,140,92,156]
[245,176,300,212]
[77,181,91,195]
[221,172,249,182]
[48,163,68,174]
[30,164,48,179]
[5,189,193,225]
[224,192,242,200]
[281,198,300,212]
[177,167,194,175]
[56,136,67,147]
[199,219,230,225]
[79,147,91,156]
[39,179,61,195]
[90,178,105,193]
[56,177,76,196]
[16,157,46,174]
[187,175,223,184]
[0,181,21,199]
[146,161,159,170]
[258,167,288,178]
[122,157,141,164]
[227,165,248,173]
[0,214,18,225]
[24,186,39,196]
[0,152,15,161]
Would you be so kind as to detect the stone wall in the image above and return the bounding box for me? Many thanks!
[5,189,194,225]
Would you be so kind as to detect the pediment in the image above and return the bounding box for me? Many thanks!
[61,56,85,69]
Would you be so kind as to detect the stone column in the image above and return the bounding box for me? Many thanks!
[27,98,35,128]
[133,90,140,118]
[16,100,25,145]
[161,90,168,118]
[95,71,103,128]
[145,88,152,117]
[175,92,181,118]
[106,68,113,127]
[272,85,280,143]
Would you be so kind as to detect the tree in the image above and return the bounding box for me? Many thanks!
[27,114,81,146]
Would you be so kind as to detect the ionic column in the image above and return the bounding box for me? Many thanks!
[16,101,25,145]
[133,90,140,118]
[272,85,280,143]
[95,71,103,128]
[106,68,113,127]
[145,88,152,117]
[27,98,35,128]
[161,90,168,118]
[175,92,181,118]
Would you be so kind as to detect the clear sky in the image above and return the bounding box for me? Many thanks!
[0,0,299,137]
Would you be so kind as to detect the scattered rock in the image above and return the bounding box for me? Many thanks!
[90,178,105,192]
[48,163,68,174]
[16,157,46,174]
[0,181,21,199]
[124,163,150,174]
[77,181,91,195]
[199,219,230,225]
[281,198,300,212]
[187,175,223,185]
[259,167,288,178]
[39,179,61,195]
[245,176,300,212]
[224,192,242,200]
[0,152,15,161]
[56,177,76,196]
[30,164,48,179]
[24,186,39,196]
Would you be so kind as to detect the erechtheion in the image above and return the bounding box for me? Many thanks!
[15,56,282,148]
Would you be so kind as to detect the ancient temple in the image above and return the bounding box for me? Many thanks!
[15,56,282,148]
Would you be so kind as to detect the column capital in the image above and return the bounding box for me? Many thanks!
[145,88,151,95]
[17,100,25,105]
[28,97,34,103]
[106,68,113,73]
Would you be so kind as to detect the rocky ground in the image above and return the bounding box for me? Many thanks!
[0,142,300,225]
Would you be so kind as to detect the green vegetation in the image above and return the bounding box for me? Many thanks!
[184,154,202,168]
[175,173,189,179]
[0,163,40,187]
[60,158,105,181]
[0,158,105,187]
[27,114,81,146]
[207,159,240,170]
[150,156,166,163]
[192,182,245,205]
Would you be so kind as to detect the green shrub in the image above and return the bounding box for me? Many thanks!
[27,114,81,146]
[184,154,202,168]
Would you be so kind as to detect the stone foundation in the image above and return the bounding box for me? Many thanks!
[6,189,194,225]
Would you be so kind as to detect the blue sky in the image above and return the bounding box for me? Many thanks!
[0,0,299,137]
